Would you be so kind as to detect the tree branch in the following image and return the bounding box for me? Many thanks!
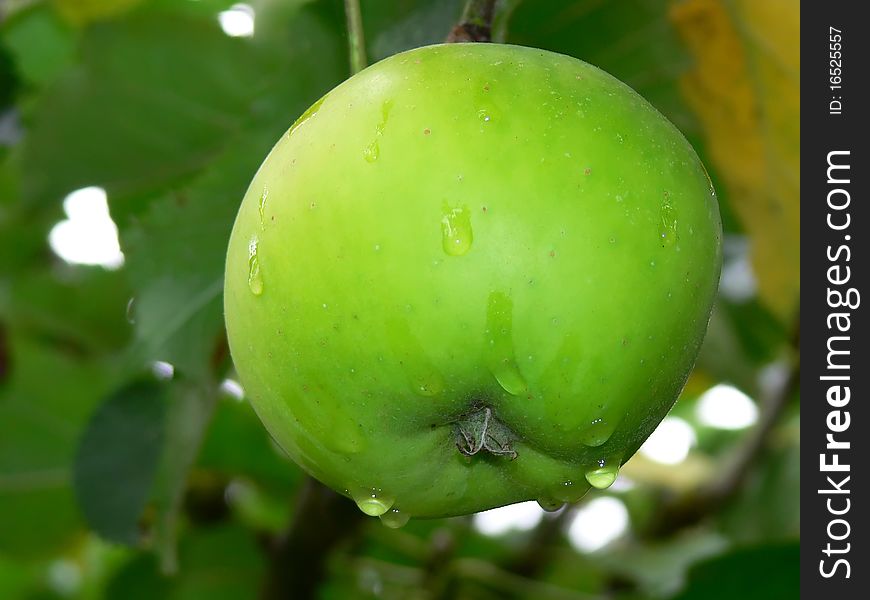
[646,326,800,537]
[343,0,367,74]
[262,477,365,599]
[447,0,498,43]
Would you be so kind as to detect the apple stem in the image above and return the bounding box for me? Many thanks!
[447,0,497,43]
[343,0,368,75]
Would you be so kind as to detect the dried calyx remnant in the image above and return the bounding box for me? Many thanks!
[454,405,518,459]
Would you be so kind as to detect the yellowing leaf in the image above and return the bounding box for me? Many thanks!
[670,0,799,323]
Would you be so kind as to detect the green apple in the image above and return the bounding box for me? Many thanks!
[224,43,721,524]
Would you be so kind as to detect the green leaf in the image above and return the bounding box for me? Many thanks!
[719,414,800,542]
[0,4,77,87]
[0,334,109,558]
[104,553,172,600]
[670,542,799,600]
[719,297,789,365]
[19,10,277,214]
[197,396,301,493]
[0,42,18,110]
[116,3,345,380]
[120,135,265,380]
[3,266,132,355]
[106,523,265,600]
[693,303,760,394]
[73,379,168,544]
[151,381,217,573]
[591,529,728,597]
[0,555,42,599]
[173,523,266,600]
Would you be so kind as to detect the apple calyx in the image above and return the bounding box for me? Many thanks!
[454,405,518,460]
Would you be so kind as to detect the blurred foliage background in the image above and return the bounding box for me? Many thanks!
[0,0,799,598]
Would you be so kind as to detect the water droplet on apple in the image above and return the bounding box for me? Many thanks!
[478,109,492,123]
[363,140,379,163]
[484,291,528,395]
[584,461,620,490]
[352,488,395,517]
[363,100,393,163]
[549,479,588,503]
[537,498,565,512]
[492,362,527,396]
[287,94,326,138]
[379,507,410,528]
[248,236,264,296]
[579,417,615,447]
[659,195,678,247]
[440,204,473,256]
[258,186,268,228]
[413,372,444,397]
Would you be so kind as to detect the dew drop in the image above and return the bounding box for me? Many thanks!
[379,507,410,529]
[258,186,268,228]
[484,291,528,395]
[352,488,395,517]
[585,462,620,490]
[363,100,393,163]
[247,236,264,296]
[493,362,527,396]
[478,109,492,123]
[287,94,326,138]
[413,373,444,397]
[580,417,615,447]
[659,195,678,247]
[537,498,565,512]
[363,140,379,163]
[549,479,589,503]
[440,204,473,256]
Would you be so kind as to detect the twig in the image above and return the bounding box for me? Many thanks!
[424,528,459,600]
[647,326,800,537]
[344,0,367,74]
[262,477,365,599]
[447,0,498,43]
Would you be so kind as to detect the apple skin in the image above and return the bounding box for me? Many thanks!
[224,43,721,520]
